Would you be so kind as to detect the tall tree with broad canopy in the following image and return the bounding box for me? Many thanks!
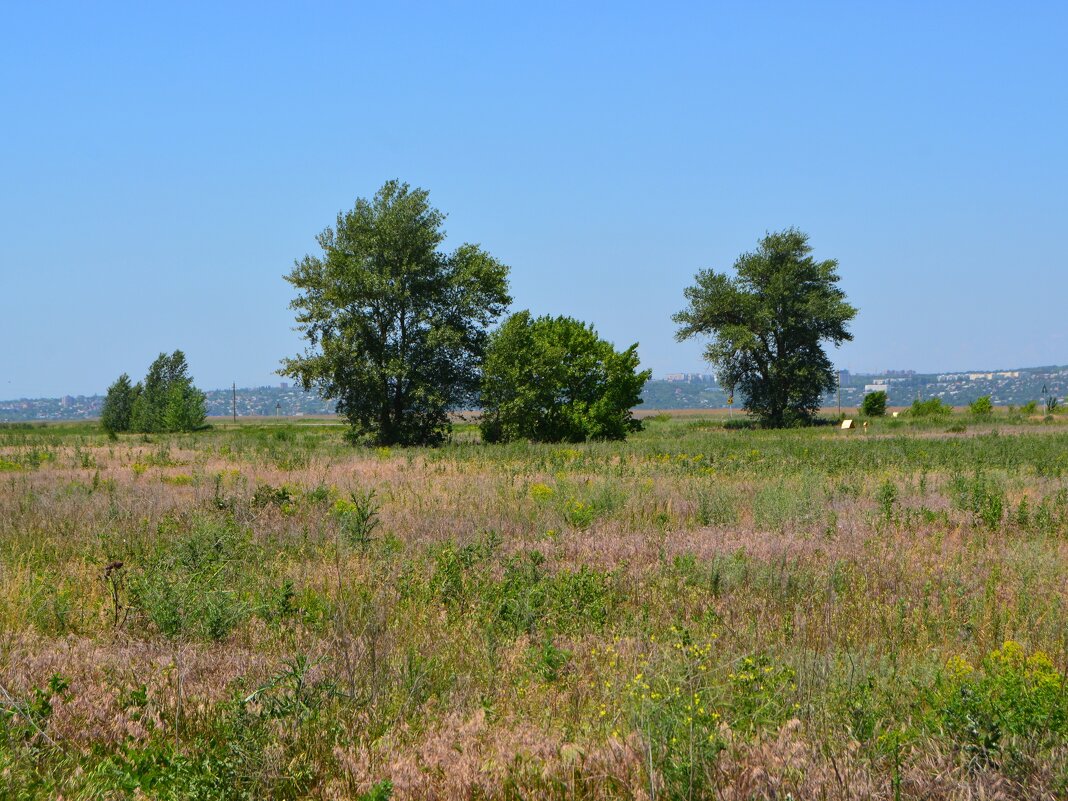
[281,181,511,446]
[674,228,857,427]
[480,311,651,443]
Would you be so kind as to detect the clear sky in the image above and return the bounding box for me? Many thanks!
[2,2,1066,398]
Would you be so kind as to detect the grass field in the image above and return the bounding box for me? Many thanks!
[2,412,1068,799]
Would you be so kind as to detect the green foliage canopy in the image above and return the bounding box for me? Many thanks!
[910,397,953,417]
[124,351,206,433]
[130,354,169,434]
[281,181,511,446]
[674,228,857,427]
[861,390,888,417]
[100,373,138,435]
[480,311,651,443]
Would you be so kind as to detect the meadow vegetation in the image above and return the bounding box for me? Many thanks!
[3,411,1068,799]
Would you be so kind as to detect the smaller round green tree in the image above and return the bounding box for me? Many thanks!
[969,395,993,416]
[860,390,887,417]
[480,312,651,443]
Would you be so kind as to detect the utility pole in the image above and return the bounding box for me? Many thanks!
[232,383,237,423]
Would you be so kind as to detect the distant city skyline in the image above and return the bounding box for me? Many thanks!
[4,360,1068,404]
[3,3,1067,397]
[4,362,1066,422]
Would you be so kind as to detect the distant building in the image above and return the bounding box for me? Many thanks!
[661,373,715,383]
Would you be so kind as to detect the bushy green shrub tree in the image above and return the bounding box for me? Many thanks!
[969,395,994,416]
[932,642,1068,766]
[860,390,887,417]
[479,311,650,443]
[909,398,953,417]
[100,373,139,434]
[130,354,169,433]
[162,379,207,432]
[117,351,206,434]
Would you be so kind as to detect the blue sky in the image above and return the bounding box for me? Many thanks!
[2,2,1066,398]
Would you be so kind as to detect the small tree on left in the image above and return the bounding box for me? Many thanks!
[104,351,206,434]
[100,373,139,435]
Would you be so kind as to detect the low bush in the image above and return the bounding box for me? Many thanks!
[127,517,252,640]
[861,390,888,417]
[932,642,1068,767]
[909,398,953,417]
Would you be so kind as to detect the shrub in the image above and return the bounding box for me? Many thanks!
[909,398,953,417]
[480,311,651,443]
[951,472,1004,529]
[564,500,597,529]
[129,351,206,433]
[694,485,739,526]
[861,390,888,417]
[528,482,555,503]
[969,395,994,416]
[127,517,251,640]
[493,551,616,637]
[529,638,571,683]
[331,489,381,549]
[876,479,897,521]
[624,634,796,799]
[753,480,821,531]
[101,374,138,435]
[251,482,296,508]
[934,642,1068,765]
